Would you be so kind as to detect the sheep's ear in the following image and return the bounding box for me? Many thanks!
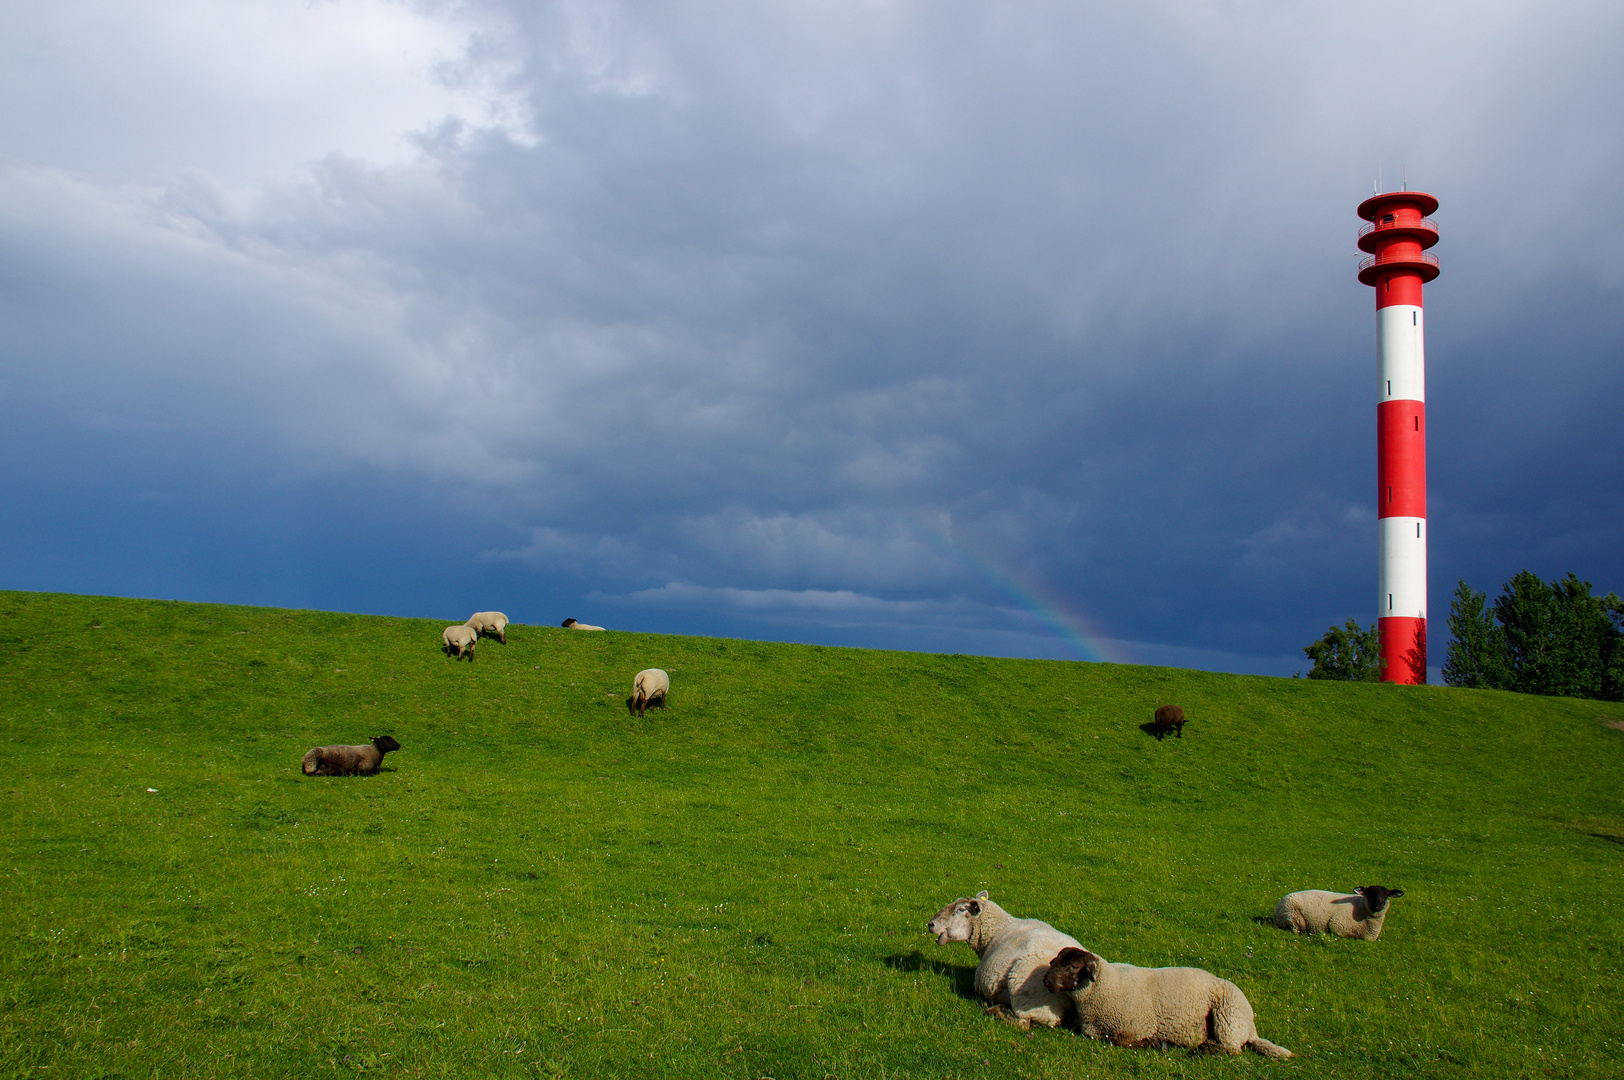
[976,890,989,900]
[1083,950,1102,981]
[1388,888,1404,898]
[968,901,981,916]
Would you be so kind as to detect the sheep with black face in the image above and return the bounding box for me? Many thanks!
[561,618,605,631]
[301,735,402,776]
[1274,886,1405,940]
[1043,946,1292,1058]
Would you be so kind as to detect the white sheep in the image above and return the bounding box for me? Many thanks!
[632,668,669,716]
[1273,886,1404,940]
[926,890,1080,1029]
[1044,946,1293,1058]
[561,618,605,631]
[466,611,509,644]
[302,736,402,776]
[443,624,478,660]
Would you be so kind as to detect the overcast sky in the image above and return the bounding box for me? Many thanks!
[3,0,1620,676]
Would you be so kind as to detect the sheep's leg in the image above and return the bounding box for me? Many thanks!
[981,1004,1033,1031]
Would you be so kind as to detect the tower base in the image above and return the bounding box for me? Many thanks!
[1378,616,1427,684]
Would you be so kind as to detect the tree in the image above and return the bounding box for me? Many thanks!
[1303,619,1383,681]
[1443,569,1622,701]
[1441,579,1505,688]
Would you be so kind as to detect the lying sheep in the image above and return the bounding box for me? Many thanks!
[1153,705,1186,740]
[632,668,669,716]
[1044,946,1293,1058]
[561,618,605,631]
[927,890,1080,1030]
[1273,886,1404,940]
[302,735,402,776]
[443,624,478,660]
[466,611,509,644]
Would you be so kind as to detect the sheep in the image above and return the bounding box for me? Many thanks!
[1043,946,1293,1058]
[1152,705,1186,740]
[466,611,509,644]
[926,890,1080,1030]
[561,618,605,630]
[302,735,402,777]
[1273,886,1404,940]
[632,668,669,716]
[443,624,478,660]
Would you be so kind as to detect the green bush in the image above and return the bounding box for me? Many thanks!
[1302,618,1383,681]
[1443,571,1623,700]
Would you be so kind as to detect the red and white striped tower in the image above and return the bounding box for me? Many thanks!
[1357,189,1438,684]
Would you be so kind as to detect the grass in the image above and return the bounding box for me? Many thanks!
[1,590,1621,1079]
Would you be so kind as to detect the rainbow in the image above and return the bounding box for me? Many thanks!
[899,510,1128,664]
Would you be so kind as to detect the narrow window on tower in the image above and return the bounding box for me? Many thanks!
[1417,523,1421,538]
[1387,380,1392,396]
[1389,594,1394,611]
[1388,486,1393,503]
[1414,415,1419,430]
[1413,312,1417,325]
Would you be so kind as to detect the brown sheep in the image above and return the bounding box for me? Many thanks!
[301,735,401,776]
[1152,705,1186,740]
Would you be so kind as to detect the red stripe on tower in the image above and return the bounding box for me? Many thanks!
[1357,189,1438,684]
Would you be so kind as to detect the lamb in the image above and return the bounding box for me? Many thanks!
[632,668,669,716]
[1273,886,1404,940]
[1152,705,1186,740]
[301,735,402,776]
[926,890,1080,1030]
[1044,946,1293,1058]
[561,618,605,630]
[443,624,478,660]
[466,611,509,644]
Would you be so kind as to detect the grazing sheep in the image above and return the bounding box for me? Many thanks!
[302,735,402,777]
[1044,946,1292,1058]
[443,624,478,660]
[466,611,509,644]
[1273,886,1404,940]
[1152,705,1186,740]
[561,618,605,631]
[926,890,1080,1030]
[632,668,669,716]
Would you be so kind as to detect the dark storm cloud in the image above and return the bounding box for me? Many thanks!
[2,1,1621,674]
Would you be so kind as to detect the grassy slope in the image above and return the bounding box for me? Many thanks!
[1,591,1621,1080]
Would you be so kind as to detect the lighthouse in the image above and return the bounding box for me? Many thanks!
[1357,188,1438,684]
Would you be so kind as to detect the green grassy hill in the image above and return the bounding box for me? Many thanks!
[2,591,1621,1079]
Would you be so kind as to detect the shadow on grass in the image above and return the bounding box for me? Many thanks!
[883,951,978,1002]
[1590,833,1624,847]
[1138,722,1185,741]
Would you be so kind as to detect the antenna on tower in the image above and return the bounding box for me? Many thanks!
[1403,165,1408,191]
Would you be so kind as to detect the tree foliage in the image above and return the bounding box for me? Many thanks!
[1442,571,1623,701]
[1303,618,1383,681]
